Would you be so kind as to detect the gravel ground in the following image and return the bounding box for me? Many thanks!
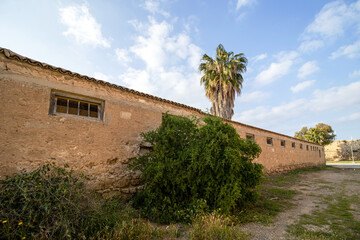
[240,168,360,240]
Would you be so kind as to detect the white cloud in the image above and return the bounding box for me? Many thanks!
[304,1,349,39]
[349,69,360,78]
[59,4,110,48]
[298,40,324,53]
[290,80,315,93]
[337,112,360,122]
[115,15,206,109]
[93,72,112,81]
[330,40,360,59]
[297,61,319,79]
[130,17,172,70]
[142,0,170,17]
[238,91,270,103]
[251,53,267,63]
[115,48,131,65]
[236,0,256,11]
[236,81,360,128]
[311,81,360,112]
[299,0,360,52]
[130,17,202,71]
[236,99,308,126]
[254,51,298,85]
[118,68,155,94]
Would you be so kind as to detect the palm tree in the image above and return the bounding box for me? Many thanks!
[199,44,247,120]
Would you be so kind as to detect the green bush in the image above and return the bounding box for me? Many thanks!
[0,163,126,239]
[130,113,263,223]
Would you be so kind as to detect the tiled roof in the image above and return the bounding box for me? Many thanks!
[0,47,321,146]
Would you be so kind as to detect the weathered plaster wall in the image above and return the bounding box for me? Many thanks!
[325,139,360,161]
[233,125,324,174]
[0,53,325,196]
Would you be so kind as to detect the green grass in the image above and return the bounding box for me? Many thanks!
[287,193,360,239]
[266,166,333,187]
[234,166,334,225]
[234,184,297,225]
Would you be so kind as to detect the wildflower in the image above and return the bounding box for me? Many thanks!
[2,220,7,224]
[19,222,23,225]
[22,237,26,239]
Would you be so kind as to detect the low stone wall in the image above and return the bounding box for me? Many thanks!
[325,139,360,161]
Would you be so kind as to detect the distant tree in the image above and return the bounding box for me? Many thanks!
[199,44,247,120]
[294,126,309,139]
[294,123,336,145]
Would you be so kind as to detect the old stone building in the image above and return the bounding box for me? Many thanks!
[0,48,325,196]
[325,139,360,161]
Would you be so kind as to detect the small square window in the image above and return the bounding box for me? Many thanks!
[300,143,303,149]
[266,137,273,146]
[246,133,255,141]
[281,140,285,147]
[246,134,255,141]
[292,142,295,148]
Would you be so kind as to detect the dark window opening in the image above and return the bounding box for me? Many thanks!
[246,134,255,141]
[300,144,303,149]
[267,137,273,146]
[281,140,285,147]
[292,142,295,148]
[306,145,309,151]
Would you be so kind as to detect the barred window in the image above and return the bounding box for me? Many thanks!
[50,90,104,120]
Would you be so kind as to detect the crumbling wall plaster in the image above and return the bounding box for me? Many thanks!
[0,54,325,196]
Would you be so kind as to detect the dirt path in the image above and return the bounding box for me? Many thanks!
[240,168,360,240]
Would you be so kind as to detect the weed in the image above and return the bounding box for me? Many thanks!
[189,212,247,240]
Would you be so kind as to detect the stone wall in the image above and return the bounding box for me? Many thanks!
[0,49,325,197]
[325,139,360,161]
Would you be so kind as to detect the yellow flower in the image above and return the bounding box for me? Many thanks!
[22,237,26,239]
[19,222,23,225]
[2,220,7,224]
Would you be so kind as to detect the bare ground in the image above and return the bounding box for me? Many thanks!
[240,168,360,240]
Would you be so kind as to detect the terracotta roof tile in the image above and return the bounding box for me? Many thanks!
[0,47,321,146]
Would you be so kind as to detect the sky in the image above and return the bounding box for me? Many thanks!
[1,0,359,140]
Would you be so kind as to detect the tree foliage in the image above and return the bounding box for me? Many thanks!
[199,44,247,120]
[294,123,336,145]
[130,113,263,223]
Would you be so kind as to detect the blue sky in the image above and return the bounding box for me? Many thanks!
[1,0,359,140]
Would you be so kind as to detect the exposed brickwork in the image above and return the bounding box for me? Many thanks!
[0,49,325,197]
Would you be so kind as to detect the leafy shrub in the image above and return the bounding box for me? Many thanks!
[130,113,263,223]
[0,163,127,239]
